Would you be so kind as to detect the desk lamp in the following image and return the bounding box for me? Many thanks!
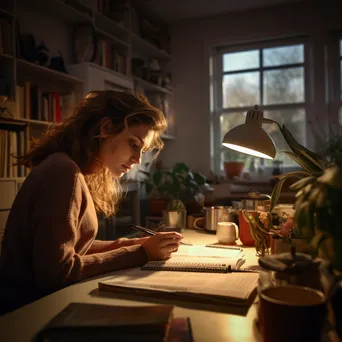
[222,105,276,159]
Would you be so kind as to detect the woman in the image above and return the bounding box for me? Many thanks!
[0,90,182,313]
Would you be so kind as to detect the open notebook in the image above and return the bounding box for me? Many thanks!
[98,268,258,306]
[141,245,246,273]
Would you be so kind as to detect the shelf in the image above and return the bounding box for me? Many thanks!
[133,77,172,94]
[132,33,172,61]
[0,8,14,17]
[16,58,84,84]
[0,117,26,131]
[19,118,55,126]
[88,62,131,82]
[0,53,15,61]
[27,0,92,25]
[94,11,129,42]
[95,28,129,49]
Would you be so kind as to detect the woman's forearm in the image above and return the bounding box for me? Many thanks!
[87,237,149,254]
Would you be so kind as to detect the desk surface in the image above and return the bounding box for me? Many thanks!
[0,230,262,342]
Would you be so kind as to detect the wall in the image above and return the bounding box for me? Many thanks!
[161,1,342,176]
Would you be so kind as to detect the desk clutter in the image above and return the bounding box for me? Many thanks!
[35,302,193,342]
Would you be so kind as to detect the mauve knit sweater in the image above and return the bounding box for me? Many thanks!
[0,153,147,313]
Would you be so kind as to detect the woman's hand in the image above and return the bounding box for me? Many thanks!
[142,232,183,260]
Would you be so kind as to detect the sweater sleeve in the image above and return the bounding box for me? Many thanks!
[86,238,146,254]
[31,163,147,292]
[32,218,148,292]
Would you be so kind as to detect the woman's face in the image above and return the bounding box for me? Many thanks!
[97,124,155,178]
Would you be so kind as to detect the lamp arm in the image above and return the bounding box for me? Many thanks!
[262,118,279,125]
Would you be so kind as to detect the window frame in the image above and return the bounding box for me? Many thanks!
[210,36,312,175]
[326,32,342,127]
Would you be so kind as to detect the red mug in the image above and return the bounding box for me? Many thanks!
[238,210,257,246]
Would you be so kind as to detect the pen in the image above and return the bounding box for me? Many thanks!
[130,224,193,246]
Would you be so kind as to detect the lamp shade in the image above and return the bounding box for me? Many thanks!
[222,123,276,159]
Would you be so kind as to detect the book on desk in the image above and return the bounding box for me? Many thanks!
[98,244,259,306]
[35,302,187,342]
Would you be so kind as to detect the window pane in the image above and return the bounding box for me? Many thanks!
[263,45,304,67]
[220,112,249,169]
[263,67,304,104]
[263,108,306,167]
[223,72,260,108]
[223,50,259,72]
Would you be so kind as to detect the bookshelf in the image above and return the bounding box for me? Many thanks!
[0,0,175,242]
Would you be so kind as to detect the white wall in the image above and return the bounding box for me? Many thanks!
[161,1,342,176]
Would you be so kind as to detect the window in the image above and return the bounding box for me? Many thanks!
[210,39,309,175]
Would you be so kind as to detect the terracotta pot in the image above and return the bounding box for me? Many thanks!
[223,162,244,180]
[147,199,167,217]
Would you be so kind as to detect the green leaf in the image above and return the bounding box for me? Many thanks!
[283,151,322,175]
[290,176,316,191]
[270,173,306,210]
[280,124,328,171]
[274,171,310,181]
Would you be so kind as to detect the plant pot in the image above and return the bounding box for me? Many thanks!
[223,162,244,180]
[162,210,187,232]
[148,199,167,217]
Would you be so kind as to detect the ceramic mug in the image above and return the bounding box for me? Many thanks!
[216,221,239,244]
[258,285,326,342]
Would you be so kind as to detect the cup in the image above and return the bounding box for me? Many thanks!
[258,285,326,342]
[216,221,239,244]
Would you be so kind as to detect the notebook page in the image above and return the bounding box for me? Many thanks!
[99,268,258,301]
[175,245,244,258]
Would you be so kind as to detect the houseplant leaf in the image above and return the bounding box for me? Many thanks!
[270,172,308,210]
[279,124,328,171]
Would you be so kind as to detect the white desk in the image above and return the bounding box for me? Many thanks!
[0,230,262,342]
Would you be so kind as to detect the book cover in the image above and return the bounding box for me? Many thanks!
[35,302,174,342]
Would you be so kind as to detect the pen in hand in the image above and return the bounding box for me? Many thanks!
[129,224,193,246]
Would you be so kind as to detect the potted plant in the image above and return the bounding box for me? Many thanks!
[267,123,342,338]
[138,163,172,216]
[139,162,207,216]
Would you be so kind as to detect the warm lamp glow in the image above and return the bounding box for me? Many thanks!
[222,143,274,159]
[222,105,277,159]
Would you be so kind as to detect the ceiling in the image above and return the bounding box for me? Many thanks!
[140,0,314,22]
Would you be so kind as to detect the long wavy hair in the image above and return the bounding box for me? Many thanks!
[18,90,167,216]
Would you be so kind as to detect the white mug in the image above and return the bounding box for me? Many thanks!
[216,221,239,244]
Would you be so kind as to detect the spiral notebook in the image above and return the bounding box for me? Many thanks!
[141,245,246,273]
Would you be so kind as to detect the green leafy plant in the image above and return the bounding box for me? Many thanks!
[291,166,342,271]
[139,162,207,204]
[268,123,342,270]
[166,199,186,211]
[269,124,330,211]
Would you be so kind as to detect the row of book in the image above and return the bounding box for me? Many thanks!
[0,129,29,178]
[95,40,128,75]
[14,83,81,122]
[0,17,13,56]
